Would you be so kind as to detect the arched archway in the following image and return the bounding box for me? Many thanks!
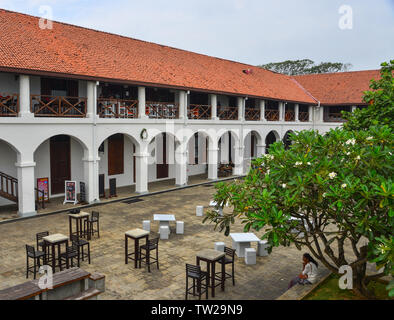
[283,130,295,150]
[265,130,280,154]
[217,130,240,176]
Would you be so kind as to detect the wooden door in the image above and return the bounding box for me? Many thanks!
[108,134,124,176]
[50,135,71,194]
[156,133,169,179]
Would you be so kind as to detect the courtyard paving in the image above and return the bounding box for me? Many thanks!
[0,182,317,300]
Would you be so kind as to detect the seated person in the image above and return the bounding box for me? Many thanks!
[288,253,319,289]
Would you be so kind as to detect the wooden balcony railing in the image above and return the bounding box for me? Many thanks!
[265,109,279,121]
[245,108,260,121]
[97,98,138,119]
[188,104,211,120]
[145,101,179,119]
[218,107,238,120]
[0,93,19,117]
[31,95,87,117]
[324,113,346,122]
[285,111,295,121]
[299,111,309,122]
[0,171,18,202]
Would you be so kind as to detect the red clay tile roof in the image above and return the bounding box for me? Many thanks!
[293,70,381,105]
[0,9,317,104]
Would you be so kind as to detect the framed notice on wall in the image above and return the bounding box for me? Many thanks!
[37,178,49,202]
[64,181,77,205]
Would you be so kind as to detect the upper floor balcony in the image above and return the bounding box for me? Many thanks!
[0,72,319,124]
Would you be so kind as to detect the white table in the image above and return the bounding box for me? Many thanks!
[153,214,176,234]
[209,201,228,216]
[230,233,261,258]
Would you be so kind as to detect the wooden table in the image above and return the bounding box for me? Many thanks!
[125,229,149,268]
[42,234,69,273]
[196,249,225,298]
[69,212,90,240]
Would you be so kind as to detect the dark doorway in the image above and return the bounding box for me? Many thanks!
[157,133,169,179]
[265,132,278,154]
[50,135,71,194]
[108,134,124,176]
[283,131,294,150]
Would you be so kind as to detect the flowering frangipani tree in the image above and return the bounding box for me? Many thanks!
[204,126,393,298]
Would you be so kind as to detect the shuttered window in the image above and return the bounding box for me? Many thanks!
[108,134,124,176]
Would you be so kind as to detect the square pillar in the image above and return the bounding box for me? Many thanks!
[178,90,186,120]
[135,153,149,194]
[138,87,148,119]
[295,103,299,122]
[260,100,266,121]
[16,161,37,217]
[83,157,100,203]
[175,150,188,186]
[308,105,313,122]
[86,81,97,118]
[210,94,218,120]
[19,75,33,119]
[208,148,219,180]
[279,102,285,122]
[233,146,244,176]
[237,97,244,121]
[220,134,229,163]
[319,105,324,122]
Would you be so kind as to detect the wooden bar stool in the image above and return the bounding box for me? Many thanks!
[125,229,149,268]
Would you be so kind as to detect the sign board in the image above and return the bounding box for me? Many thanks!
[109,178,117,198]
[37,178,49,202]
[79,181,86,204]
[64,181,77,205]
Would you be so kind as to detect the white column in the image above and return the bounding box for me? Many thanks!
[175,149,188,186]
[178,90,186,120]
[138,87,147,119]
[208,147,219,180]
[351,106,357,113]
[210,94,218,120]
[260,100,266,121]
[308,105,313,122]
[135,152,149,194]
[279,102,285,121]
[83,156,100,203]
[233,146,244,176]
[256,144,266,156]
[19,75,33,119]
[221,134,229,163]
[86,81,97,118]
[319,106,324,122]
[237,97,244,121]
[295,103,299,122]
[16,159,36,217]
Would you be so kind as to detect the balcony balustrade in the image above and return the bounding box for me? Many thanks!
[97,98,138,119]
[0,93,19,117]
[324,113,346,122]
[285,111,295,121]
[145,101,179,119]
[299,111,309,122]
[218,107,238,120]
[187,104,212,120]
[245,108,260,121]
[31,95,87,117]
[265,109,279,121]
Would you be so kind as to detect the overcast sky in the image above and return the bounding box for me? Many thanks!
[1,0,393,70]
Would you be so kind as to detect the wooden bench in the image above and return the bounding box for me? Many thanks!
[0,267,105,300]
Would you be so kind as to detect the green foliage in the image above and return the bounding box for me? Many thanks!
[342,60,394,131]
[259,59,352,75]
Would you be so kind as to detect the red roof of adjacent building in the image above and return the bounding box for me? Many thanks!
[0,9,380,105]
[293,70,380,105]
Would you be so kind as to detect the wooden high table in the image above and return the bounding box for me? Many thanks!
[125,229,150,268]
[69,212,90,240]
[196,249,226,298]
[42,234,69,273]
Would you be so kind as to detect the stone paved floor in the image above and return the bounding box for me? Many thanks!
[0,183,314,300]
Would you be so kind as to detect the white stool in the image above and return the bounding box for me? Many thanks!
[160,226,169,240]
[196,206,204,217]
[176,221,184,234]
[245,248,256,265]
[142,220,151,232]
[257,240,268,256]
[214,242,225,252]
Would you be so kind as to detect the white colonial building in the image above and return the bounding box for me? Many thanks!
[0,9,377,217]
